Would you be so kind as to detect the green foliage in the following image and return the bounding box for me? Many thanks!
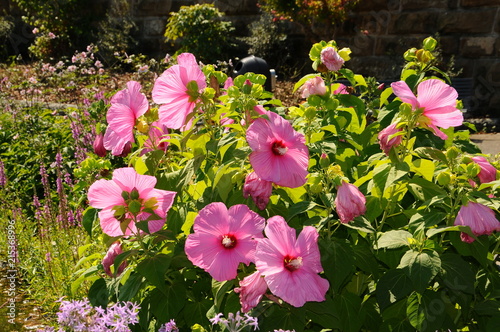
[95,0,137,65]
[241,12,299,79]
[164,4,235,63]
[258,0,360,40]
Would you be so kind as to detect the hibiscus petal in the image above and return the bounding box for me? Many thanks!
[193,202,229,235]
[103,128,129,155]
[417,79,458,112]
[125,81,149,118]
[296,226,323,273]
[106,103,135,141]
[424,108,463,128]
[249,151,277,183]
[227,204,265,238]
[88,179,124,209]
[264,216,297,256]
[112,167,157,194]
[391,81,419,109]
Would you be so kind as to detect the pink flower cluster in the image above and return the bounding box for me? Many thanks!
[185,202,329,310]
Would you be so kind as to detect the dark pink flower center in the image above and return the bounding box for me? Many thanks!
[284,255,303,272]
[221,234,237,249]
[272,140,288,156]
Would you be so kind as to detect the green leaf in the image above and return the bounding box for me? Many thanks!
[376,269,413,310]
[118,273,144,301]
[82,207,98,237]
[183,299,212,328]
[137,254,172,294]
[304,298,341,329]
[260,306,306,332]
[406,292,424,330]
[320,239,354,292]
[411,159,435,181]
[343,216,376,233]
[149,285,186,323]
[408,177,446,202]
[413,147,448,164]
[288,201,319,220]
[398,250,441,293]
[88,278,108,308]
[333,292,365,332]
[439,253,475,295]
[377,230,413,249]
[212,279,234,310]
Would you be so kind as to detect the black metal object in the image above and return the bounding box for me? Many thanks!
[233,56,276,91]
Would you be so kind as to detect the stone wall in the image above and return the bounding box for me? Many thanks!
[130,0,499,116]
[333,0,500,116]
[2,0,499,115]
[128,0,260,58]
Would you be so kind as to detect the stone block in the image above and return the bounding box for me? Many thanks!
[438,10,496,33]
[132,0,173,17]
[338,34,376,57]
[438,36,459,55]
[143,18,168,37]
[354,0,397,12]
[460,37,496,57]
[212,0,259,15]
[348,55,403,79]
[460,0,500,7]
[375,36,425,56]
[389,12,439,34]
[401,0,448,10]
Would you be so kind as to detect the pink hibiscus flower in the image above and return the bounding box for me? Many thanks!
[320,47,344,72]
[234,271,268,312]
[254,216,329,307]
[335,181,366,223]
[378,123,403,155]
[152,53,206,130]
[142,120,169,154]
[471,156,496,184]
[391,79,463,140]
[246,111,309,188]
[300,76,326,98]
[454,202,500,243]
[185,202,265,282]
[243,172,273,210]
[102,241,127,277]
[87,167,177,237]
[104,81,149,156]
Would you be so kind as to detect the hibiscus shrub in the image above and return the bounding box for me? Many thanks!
[76,37,500,331]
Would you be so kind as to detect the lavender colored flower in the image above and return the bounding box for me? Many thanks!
[0,159,6,186]
[158,319,178,332]
[210,312,259,332]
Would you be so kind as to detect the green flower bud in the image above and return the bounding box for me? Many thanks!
[404,48,417,61]
[422,37,437,52]
[128,200,142,214]
[436,171,451,186]
[130,188,140,200]
[446,147,461,161]
[304,106,317,120]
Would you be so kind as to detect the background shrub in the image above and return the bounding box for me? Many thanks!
[164,3,235,63]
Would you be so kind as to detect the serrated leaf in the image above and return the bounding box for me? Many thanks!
[118,273,144,301]
[440,253,475,294]
[376,269,413,310]
[377,230,413,249]
[398,250,441,293]
[137,254,171,294]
